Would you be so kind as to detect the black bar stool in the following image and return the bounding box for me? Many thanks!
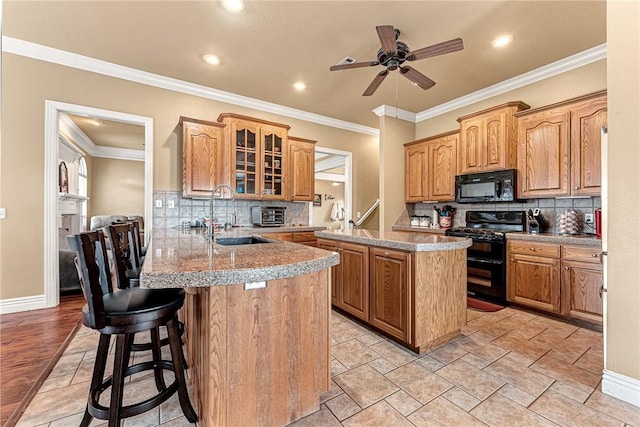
[69,231,197,427]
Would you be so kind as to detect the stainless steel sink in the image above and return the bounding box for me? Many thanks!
[214,236,273,246]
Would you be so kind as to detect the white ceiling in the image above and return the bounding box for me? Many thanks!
[3,1,606,131]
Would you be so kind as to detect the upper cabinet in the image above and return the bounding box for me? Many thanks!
[288,136,316,201]
[404,131,458,203]
[179,117,227,198]
[218,114,290,200]
[516,90,607,198]
[457,102,530,174]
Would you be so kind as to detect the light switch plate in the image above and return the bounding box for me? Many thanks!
[0,208,5,219]
[155,199,163,208]
[244,281,267,290]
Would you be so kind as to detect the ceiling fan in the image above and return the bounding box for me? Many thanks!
[330,25,464,96]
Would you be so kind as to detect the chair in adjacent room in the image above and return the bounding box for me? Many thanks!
[69,231,197,427]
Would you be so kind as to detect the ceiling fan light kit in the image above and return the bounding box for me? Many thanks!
[330,25,464,96]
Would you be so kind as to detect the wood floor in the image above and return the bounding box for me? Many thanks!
[0,293,85,427]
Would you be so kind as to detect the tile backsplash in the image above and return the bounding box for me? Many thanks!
[152,191,310,229]
[399,197,600,235]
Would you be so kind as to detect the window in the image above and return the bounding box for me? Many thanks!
[79,157,88,231]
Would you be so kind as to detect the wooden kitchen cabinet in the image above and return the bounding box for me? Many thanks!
[404,131,458,203]
[457,102,529,174]
[516,90,607,198]
[179,117,227,198]
[217,113,290,200]
[369,247,411,342]
[316,239,369,321]
[288,136,316,201]
[507,241,561,313]
[561,245,603,322]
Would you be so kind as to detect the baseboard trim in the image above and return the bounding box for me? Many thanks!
[602,369,640,408]
[0,295,46,314]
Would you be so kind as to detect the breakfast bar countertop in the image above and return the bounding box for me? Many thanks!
[139,227,339,289]
[315,229,471,251]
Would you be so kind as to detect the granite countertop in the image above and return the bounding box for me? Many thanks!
[391,225,448,234]
[140,228,339,289]
[315,229,471,252]
[506,232,601,247]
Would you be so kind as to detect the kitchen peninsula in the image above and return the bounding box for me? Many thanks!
[316,229,472,354]
[140,227,339,427]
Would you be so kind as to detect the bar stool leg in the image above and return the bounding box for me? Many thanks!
[167,316,198,423]
[108,334,133,427]
[80,333,111,427]
[150,327,166,391]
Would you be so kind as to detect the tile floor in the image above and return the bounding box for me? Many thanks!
[16,307,640,426]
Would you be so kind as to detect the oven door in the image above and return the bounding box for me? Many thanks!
[466,239,506,304]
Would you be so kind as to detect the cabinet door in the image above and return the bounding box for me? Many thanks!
[340,242,369,321]
[369,247,410,341]
[508,253,560,313]
[317,239,341,306]
[570,97,607,196]
[485,110,508,171]
[428,134,458,201]
[405,142,429,202]
[181,120,226,198]
[562,260,603,322]
[459,116,484,174]
[231,119,261,199]
[288,138,315,201]
[517,110,571,198]
[260,125,287,200]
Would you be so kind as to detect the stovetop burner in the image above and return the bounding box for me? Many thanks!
[444,210,527,241]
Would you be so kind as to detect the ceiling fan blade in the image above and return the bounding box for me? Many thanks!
[400,66,436,90]
[363,70,389,96]
[330,60,380,71]
[376,25,398,56]
[407,38,464,61]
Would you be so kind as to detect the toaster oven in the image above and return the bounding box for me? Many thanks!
[251,206,286,227]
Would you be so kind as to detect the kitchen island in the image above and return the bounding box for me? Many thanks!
[315,229,472,354]
[140,227,339,427]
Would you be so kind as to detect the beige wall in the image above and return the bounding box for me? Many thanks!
[606,0,640,385]
[380,116,415,231]
[0,53,379,299]
[88,157,145,218]
[312,180,344,227]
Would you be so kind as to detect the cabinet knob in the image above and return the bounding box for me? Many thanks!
[591,253,599,258]
[564,266,570,271]
[510,258,514,262]
[384,251,390,257]
[574,186,580,190]
[530,247,536,251]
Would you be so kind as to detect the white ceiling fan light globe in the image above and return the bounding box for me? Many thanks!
[491,35,513,48]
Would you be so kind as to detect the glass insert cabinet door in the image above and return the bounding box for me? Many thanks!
[233,124,258,198]
[262,126,285,198]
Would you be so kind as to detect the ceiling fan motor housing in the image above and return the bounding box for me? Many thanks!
[377,41,410,70]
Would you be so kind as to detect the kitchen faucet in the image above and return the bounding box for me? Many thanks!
[207,183,235,240]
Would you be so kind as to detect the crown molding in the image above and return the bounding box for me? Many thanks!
[372,105,417,123]
[58,112,144,161]
[2,36,379,137]
[415,43,607,122]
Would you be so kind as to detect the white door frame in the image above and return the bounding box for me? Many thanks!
[44,100,153,308]
[313,147,352,227]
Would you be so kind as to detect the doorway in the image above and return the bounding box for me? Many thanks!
[313,147,352,228]
[43,101,153,308]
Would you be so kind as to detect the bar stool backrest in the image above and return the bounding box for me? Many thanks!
[68,231,113,330]
[105,222,140,289]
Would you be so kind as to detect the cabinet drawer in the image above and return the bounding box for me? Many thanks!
[508,241,560,258]
[292,231,316,243]
[562,245,602,263]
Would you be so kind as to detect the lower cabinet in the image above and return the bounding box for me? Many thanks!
[317,239,369,321]
[369,247,410,342]
[507,240,603,323]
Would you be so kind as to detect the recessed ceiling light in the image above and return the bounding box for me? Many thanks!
[491,35,513,48]
[203,54,221,65]
[293,82,306,91]
[221,0,245,13]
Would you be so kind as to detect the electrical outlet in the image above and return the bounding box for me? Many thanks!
[585,213,594,224]
[155,199,163,208]
[168,200,175,209]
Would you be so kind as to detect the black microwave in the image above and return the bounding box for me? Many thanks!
[455,169,517,203]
